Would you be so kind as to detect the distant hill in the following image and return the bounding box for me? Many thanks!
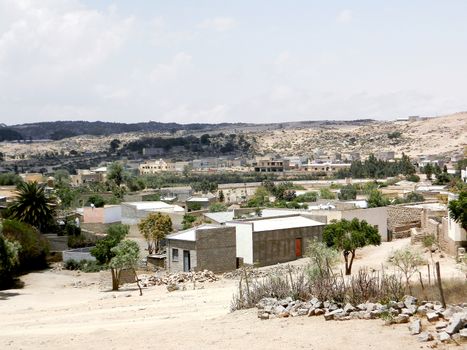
[3,120,251,140]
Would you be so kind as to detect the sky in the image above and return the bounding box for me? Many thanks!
[1,0,467,125]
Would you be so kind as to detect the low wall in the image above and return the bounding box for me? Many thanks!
[63,247,96,262]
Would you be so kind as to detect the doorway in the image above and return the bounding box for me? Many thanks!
[183,250,191,272]
[295,238,302,258]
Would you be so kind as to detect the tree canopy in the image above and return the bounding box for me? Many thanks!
[137,213,172,254]
[8,181,55,231]
[91,224,129,264]
[448,190,467,230]
[109,239,141,292]
[323,218,381,275]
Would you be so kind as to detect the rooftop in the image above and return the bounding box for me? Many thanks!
[230,214,323,232]
[204,211,235,224]
[124,201,185,212]
[166,224,220,241]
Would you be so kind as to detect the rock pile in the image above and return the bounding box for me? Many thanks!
[139,270,219,287]
[256,296,467,343]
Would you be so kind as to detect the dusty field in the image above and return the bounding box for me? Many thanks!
[0,239,464,350]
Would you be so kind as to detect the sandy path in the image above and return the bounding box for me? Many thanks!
[0,238,463,350]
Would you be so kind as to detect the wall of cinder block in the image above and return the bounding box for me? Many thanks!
[196,227,236,273]
[252,225,324,267]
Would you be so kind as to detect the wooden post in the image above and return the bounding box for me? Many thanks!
[427,264,431,285]
[435,262,446,308]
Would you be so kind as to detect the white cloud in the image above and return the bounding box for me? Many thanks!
[0,0,133,75]
[336,9,352,23]
[150,52,192,82]
[274,51,291,66]
[198,17,237,32]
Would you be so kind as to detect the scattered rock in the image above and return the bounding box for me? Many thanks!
[445,314,464,335]
[395,314,410,324]
[426,312,439,323]
[409,319,422,335]
[418,332,434,342]
[438,332,450,342]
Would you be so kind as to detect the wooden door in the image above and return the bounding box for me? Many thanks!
[295,238,302,258]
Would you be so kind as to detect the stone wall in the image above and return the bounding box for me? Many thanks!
[252,225,324,267]
[387,205,422,238]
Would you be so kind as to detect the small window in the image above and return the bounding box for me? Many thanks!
[172,248,179,262]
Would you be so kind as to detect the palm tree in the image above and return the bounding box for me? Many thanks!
[8,181,55,231]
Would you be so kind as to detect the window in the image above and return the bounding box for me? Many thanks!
[172,248,179,262]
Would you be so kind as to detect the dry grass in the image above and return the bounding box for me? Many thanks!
[410,278,467,304]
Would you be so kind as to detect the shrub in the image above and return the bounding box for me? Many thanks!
[86,194,106,208]
[421,235,436,248]
[338,184,357,200]
[319,188,336,200]
[2,219,49,271]
[0,232,21,288]
[67,234,95,249]
[295,192,318,203]
[406,174,420,183]
[64,259,104,272]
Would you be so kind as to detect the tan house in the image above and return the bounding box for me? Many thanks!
[303,162,351,176]
[139,159,174,175]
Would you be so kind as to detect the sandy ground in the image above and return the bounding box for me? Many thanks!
[0,239,464,350]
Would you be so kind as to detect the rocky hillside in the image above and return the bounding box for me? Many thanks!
[253,113,467,158]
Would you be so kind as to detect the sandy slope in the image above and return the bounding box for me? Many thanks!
[0,239,463,350]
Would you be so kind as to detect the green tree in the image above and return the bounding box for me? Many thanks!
[54,169,70,185]
[295,191,318,203]
[107,162,125,186]
[320,188,336,200]
[2,219,49,271]
[137,213,172,254]
[182,214,197,229]
[86,194,106,208]
[448,190,467,230]
[209,202,227,212]
[423,163,433,180]
[246,186,270,207]
[91,224,129,265]
[0,224,21,288]
[404,191,425,203]
[218,190,225,203]
[338,184,357,200]
[109,139,121,153]
[323,218,381,275]
[367,190,390,207]
[8,181,55,231]
[109,240,142,293]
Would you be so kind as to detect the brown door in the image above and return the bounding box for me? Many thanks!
[295,238,302,257]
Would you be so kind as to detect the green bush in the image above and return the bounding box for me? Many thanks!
[67,234,95,249]
[64,259,105,272]
[319,188,336,200]
[406,174,420,183]
[295,192,318,202]
[2,219,49,271]
[86,194,106,208]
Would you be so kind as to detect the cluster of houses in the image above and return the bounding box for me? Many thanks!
[73,185,466,274]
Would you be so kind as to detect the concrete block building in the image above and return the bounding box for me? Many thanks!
[166,225,237,273]
[226,214,325,267]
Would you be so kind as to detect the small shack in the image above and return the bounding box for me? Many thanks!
[166,224,236,273]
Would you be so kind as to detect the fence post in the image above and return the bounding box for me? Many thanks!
[435,262,446,308]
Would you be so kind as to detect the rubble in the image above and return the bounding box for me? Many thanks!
[138,270,219,287]
[254,295,467,341]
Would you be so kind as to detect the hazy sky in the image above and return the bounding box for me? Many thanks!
[1,0,467,125]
